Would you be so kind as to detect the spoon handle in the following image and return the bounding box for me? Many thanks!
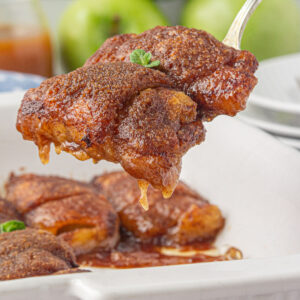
[223,0,262,49]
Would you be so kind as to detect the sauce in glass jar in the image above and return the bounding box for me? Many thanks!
[0,0,53,77]
[0,24,52,77]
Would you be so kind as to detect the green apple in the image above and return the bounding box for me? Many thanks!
[182,0,300,61]
[59,0,169,71]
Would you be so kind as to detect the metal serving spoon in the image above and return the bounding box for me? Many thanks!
[223,0,262,49]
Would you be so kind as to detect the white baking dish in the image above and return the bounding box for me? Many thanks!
[1,91,300,300]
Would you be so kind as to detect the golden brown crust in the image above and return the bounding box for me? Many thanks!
[187,66,258,119]
[16,26,258,201]
[6,174,120,255]
[92,171,224,245]
[5,173,93,214]
[25,194,119,255]
[116,88,205,193]
[85,25,258,120]
[17,62,172,144]
[0,228,78,280]
[0,197,21,223]
[16,62,204,196]
[0,249,71,281]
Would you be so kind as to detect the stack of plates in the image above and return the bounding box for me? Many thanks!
[239,53,300,150]
[0,70,44,93]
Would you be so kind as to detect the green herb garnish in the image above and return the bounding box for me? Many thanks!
[0,220,26,233]
[130,49,160,68]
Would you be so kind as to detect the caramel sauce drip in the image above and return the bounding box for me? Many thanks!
[54,145,62,155]
[137,180,149,211]
[38,143,50,165]
[162,187,174,199]
[225,247,243,260]
[137,180,176,210]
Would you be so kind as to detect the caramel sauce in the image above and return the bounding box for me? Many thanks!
[137,180,149,210]
[54,145,62,155]
[38,143,50,165]
[162,188,174,199]
[0,24,52,77]
[77,229,243,269]
[224,247,243,260]
[138,180,176,211]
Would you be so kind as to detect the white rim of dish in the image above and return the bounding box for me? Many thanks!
[239,115,300,138]
[0,91,25,107]
[277,136,300,149]
[250,94,300,114]
[251,52,300,114]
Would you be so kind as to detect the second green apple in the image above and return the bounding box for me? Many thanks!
[182,0,300,61]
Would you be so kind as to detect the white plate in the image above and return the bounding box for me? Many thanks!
[0,70,44,93]
[239,115,300,149]
[1,92,300,299]
[277,136,300,150]
[240,53,300,133]
[239,114,300,138]
[253,53,300,108]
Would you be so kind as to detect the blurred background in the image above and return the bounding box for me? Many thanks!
[1,0,299,75]
[1,0,300,148]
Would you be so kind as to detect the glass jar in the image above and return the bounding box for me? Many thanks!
[0,0,53,77]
